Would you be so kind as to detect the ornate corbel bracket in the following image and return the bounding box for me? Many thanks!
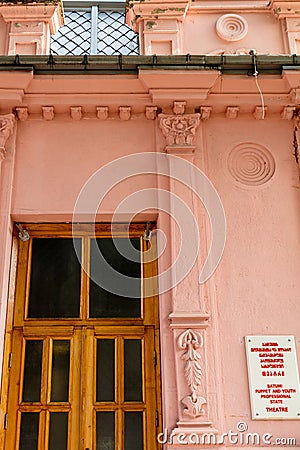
[0,114,16,160]
[158,113,200,153]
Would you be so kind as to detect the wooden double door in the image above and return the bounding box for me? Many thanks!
[2,224,161,450]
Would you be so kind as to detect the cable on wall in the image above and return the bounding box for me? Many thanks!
[249,49,266,120]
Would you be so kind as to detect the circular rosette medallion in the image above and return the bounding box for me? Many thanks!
[216,14,248,42]
[227,143,275,187]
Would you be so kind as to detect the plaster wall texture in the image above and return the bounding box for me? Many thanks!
[205,117,300,436]
[12,119,157,218]
[0,0,300,445]
[4,107,300,440]
[0,17,6,54]
[182,12,286,55]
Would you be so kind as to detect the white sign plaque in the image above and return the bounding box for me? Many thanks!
[245,335,300,419]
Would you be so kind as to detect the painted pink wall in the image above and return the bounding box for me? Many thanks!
[0,0,300,445]
[12,119,157,218]
[206,117,300,436]
[0,16,7,55]
[6,94,300,441]
[183,12,286,54]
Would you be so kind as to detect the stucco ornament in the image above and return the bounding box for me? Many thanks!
[216,14,248,42]
[70,106,82,121]
[0,114,16,159]
[181,394,207,418]
[15,107,29,122]
[178,329,206,417]
[42,106,55,121]
[119,106,131,121]
[158,114,200,147]
[227,143,275,186]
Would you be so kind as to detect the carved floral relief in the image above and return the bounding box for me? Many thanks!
[158,114,200,147]
[177,329,206,418]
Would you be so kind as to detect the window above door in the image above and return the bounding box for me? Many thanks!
[13,223,158,327]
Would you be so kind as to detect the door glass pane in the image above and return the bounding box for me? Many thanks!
[124,339,142,402]
[124,412,143,450]
[22,340,43,402]
[28,238,81,318]
[51,340,70,402]
[19,412,39,450]
[90,238,141,318]
[49,412,68,450]
[96,339,115,402]
[96,412,115,450]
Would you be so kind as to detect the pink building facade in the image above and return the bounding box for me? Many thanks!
[0,0,300,448]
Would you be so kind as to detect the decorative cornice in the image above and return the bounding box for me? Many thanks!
[169,312,210,328]
[0,113,16,159]
[0,3,64,33]
[271,1,300,18]
[8,103,300,121]
[128,0,189,25]
[189,0,269,12]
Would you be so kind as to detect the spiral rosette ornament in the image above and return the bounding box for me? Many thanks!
[227,143,275,187]
[216,14,248,42]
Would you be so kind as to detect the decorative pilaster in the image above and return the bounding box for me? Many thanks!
[0,3,63,55]
[156,101,219,440]
[178,329,206,417]
[126,0,189,54]
[271,1,300,53]
[169,313,218,440]
[0,114,16,160]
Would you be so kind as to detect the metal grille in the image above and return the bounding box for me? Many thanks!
[97,11,139,55]
[51,8,139,55]
[51,11,91,55]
